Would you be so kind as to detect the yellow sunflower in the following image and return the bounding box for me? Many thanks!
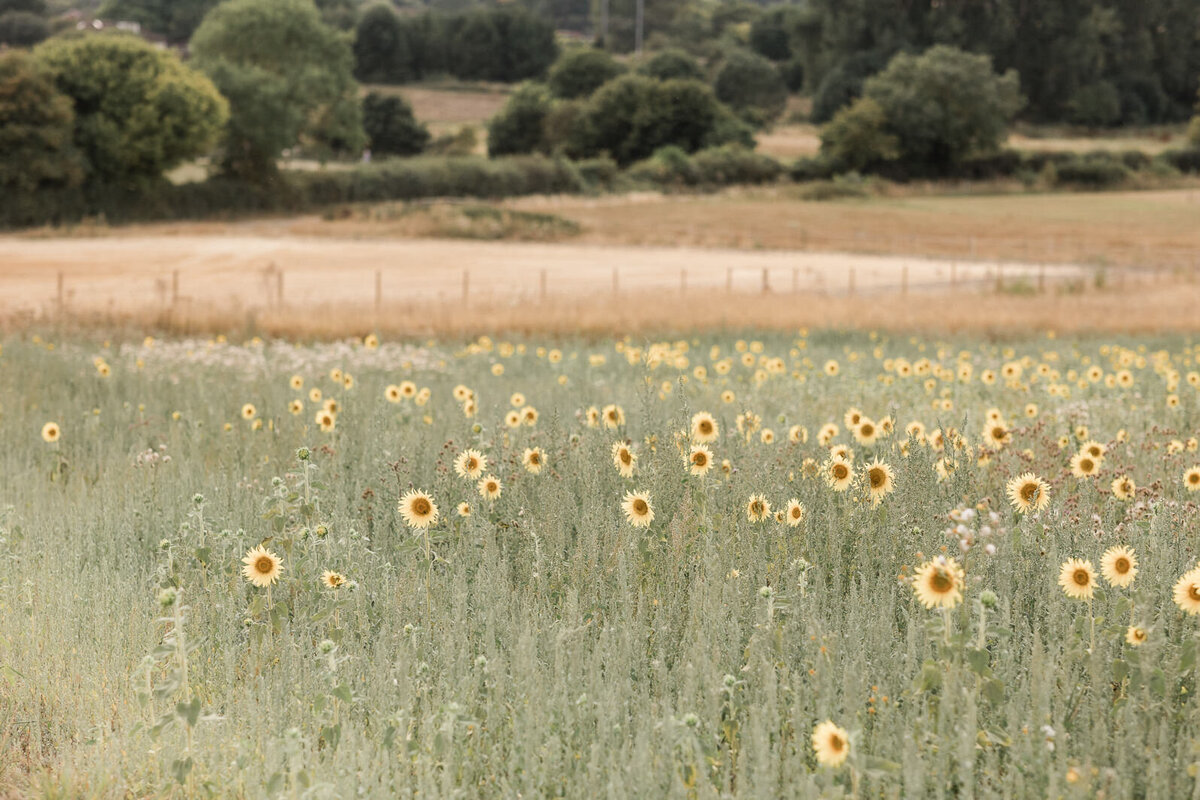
[241,545,283,588]
[321,570,346,589]
[455,449,487,480]
[241,403,257,420]
[1007,473,1051,514]
[784,499,805,527]
[1111,475,1135,500]
[1184,467,1200,493]
[864,459,895,505]
[504,410,521,429]
[622,491,654,528]
[811,720,850,767]
[687,444,713,477]
[852,418,879,446]
[523,447,546,475]
[385,385,402,403]
[912,556,964,609]
[1058,558,1096,600]
[612,442,637,478]
[1173,568,1200,614]
[1069,453,1099,478]
[602,404,626,429]
[399,489,439,529]
[457,502,472,518]
[746,494,770,522]
[1125,626,1147,646]
[825,457,854,492]
[1100,546,1138,588]
[690,411,719,443]
[477,475,502,501]
[41,421,61,443]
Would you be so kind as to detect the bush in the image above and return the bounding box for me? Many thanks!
[789,155,837,182]
[810,51,886,123]
[0,9,47,46]
[1068,81,1122,128]
[1158,148,1200,174]
[637,49,703,82]
[819,97,898,172]
[547,48,625,99]
[575,156,620,189]
[1052,156,1130,188]
[748,7,795,61]
[487,82,553,157]
[713,50,787,126]
[362,92,430,157]
[353,4,412,84]
[691,144,782,185]
[956,149,1024,180]
[626,145,698,187]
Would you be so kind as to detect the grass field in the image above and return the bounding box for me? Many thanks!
[2,330,1200,798]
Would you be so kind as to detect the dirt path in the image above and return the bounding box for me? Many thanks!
[0,235,1079,315]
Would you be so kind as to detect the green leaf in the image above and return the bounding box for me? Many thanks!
[966,648,991,676]
[176,696,201,727]
[172,757,194,785]
[332,683,353,704]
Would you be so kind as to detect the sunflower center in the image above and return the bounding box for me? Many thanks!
[833,464,849,480]
[1115,558,1130,574]
[869,468,885,488]
[1080,458,1094,472]
[1020,483,1039,501]
[1073,569,1090,586]
[699,421,712,434]
[1190,474,1200,485]
[255,556,273,574]
[1190,585,1200,601]
[829,735,844,752]
[530,454,540,464]
[633,499,648,514]
[930,572,952,592]
[413,498,431,515]
[620,451,631,465]
[860,424,874,437]
[791,507,802,519]
[751,502,763,515]
[692,453,707,466]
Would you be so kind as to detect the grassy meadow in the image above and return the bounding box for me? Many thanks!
[2,330,1200,798]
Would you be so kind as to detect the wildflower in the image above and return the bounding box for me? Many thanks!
[784,499,805,527]
[825,457,854,492]
[913,556,964,609]
[242,545,283,588]
[1111,475,1135,500]
[746,494,770,522]
[41,422,61,443]
[602,404,625,429]
[1069,453,1098,478]
[457,502,472,518]
[1100,546,1138,588]
[454,449,487,480]
[687,444,713,476]
[1172,568,1200,615]
[1125,626,1147,646]
[241,404,256,420]
[612,442,636,478]
[399,490,439,529]
[321,571,346,589]
[477,475,502,501]
[1007,473,1051,513]
[1184,467,1200,493]
[622,491,654,528]
[1058,558,1096,601]
[811,720,850,767]
[385,385,402,403]
[864,459,895,505]
[523,447,546,474]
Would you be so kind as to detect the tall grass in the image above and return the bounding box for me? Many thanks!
[0,331,1197,797]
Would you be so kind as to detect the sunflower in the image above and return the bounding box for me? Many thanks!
[852,418,879,446]
[984,422,1010,450]
[825,457,854,492]
[399,381,417,398]
[96,362,110,377]
[457,502,472,517]
[811,720,850,767]
[385,385,402,403]
[1173,568,1200,614]
[1069,453,1099,478]
[746,494,770,522]
[1184,467,1200,493]
[455,449,487,480]
[309,387,323,403]
[321,570,346,589]
[912,556,964,609]
[315,410,336,432]
[622,491,654,528]
[1101,546,1138,588]
[864,459,895,505]
[843,407,863,428]
[1007,473,1051,514]
[502,410,520,428]
[523,447,546,474]
[687,444,713,476]
[41,421,61,443]
[1081,441,1106,461]
[289,374,304,390]
[1125,626,1147,646]
[399,489,439,529]
[905,421,926,443]
[241,403,257,420]
[1058,558,1096,600]
[829,444,853,463]
[602,404,626,429]
[510,392,526,408]
[817,423,838,446]
[585,407,601,428]
[612,442,637,478]
[788,425,808,445]
[323,398,340,416]
[288,399,303,415]
[1111,475,1135,500]
[521,406,539,426]
[477,475,502,501]
[241,545,283,588]
[784,499,805,528]
[452,384,472,403]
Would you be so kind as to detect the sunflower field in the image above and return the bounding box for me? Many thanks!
[1,330,1199,798]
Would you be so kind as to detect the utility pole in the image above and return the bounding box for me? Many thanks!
[634,0,643,55]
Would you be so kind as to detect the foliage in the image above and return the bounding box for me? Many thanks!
[1068,81,1123,128]
[486,82,553,157]
[855,45,1022,173]
[361,92,429,157]
[98,0,217,43]
[819,97,898,172]
[810,51,887,124]
[713,49,787,126]
[0,9,48,46]
[34,34,227,186]
[0,51,81,224]
[636,48,703,82]
[353,4,414,84]
[547,47,625,99]
[191,0,364,181]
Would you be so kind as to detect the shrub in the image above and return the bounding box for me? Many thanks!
[748,7,795,61]
[626,145,698,187]
[362,92,430,157]
[487,82,553,157]
[713,50,787,126]
[690,144,782,185]
[1052,156,1130,188]
[547,48,625,99]
[1158,148,1200,174]
[956,149,1024,180]
[1068,81,1122,128]
[819,97,898,172]
[789,155,837,182]
[353,4,412,84]
[636,49,703,82]
[810,51,886,123]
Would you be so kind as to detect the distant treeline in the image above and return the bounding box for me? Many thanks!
[353,5,558,85]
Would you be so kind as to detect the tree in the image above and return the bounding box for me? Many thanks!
[487,81,552,156]
[749,7,795,61]
[354,4,411,84]
[493,5,558,83]
[857,45,1021,171]
[98,0,217,43]
[637,49,703,82]
[34,34,227,186]
[547,48,624,99]
[362,92,429,156]
[0,0,46,13]
[191,0,364,180]
[713,50,788,126]
[818,96,898,171]
[0,51,81,202]
[0,10,48,46]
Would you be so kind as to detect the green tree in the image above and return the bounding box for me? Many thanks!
[98,0,217,43]
[818,96,898,171]
[714,50,788,126]
[191,0,364,180]
[354,4,411,84]
[0,10,48,46]
[34,34,227,186]
[547,48,625,99]
[637,49,703,82]
[0,51,81,205]
[0,0,47,13]
[859,45,1021,171]
[362,91,429,156]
